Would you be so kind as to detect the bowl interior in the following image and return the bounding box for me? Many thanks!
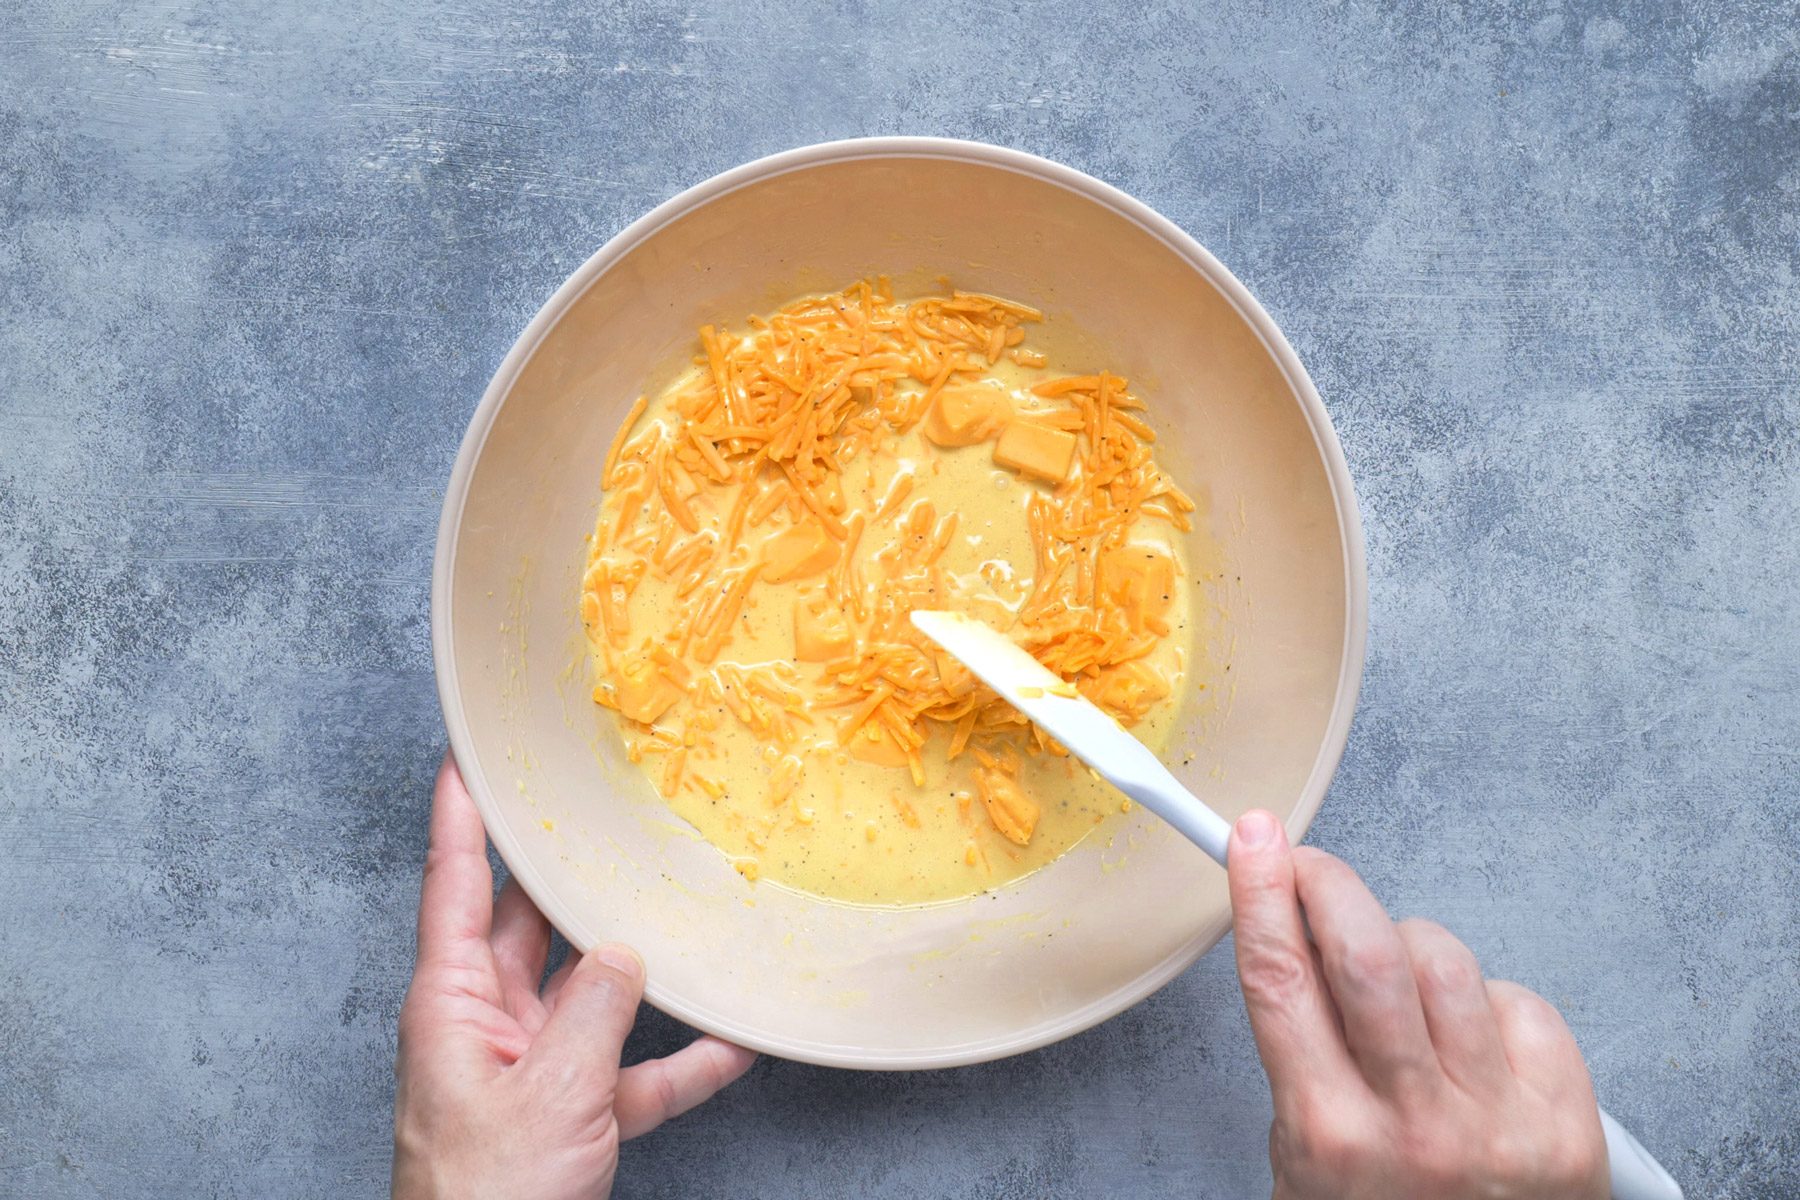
[436,146,1360,1067]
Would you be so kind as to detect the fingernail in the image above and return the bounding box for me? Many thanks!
[1236,811,1278,848]
[594,943,644,976]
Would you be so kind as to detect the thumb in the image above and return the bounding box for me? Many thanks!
[522,943,645,1092]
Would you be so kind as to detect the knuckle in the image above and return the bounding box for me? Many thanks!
[537,1053,588,1097]
[1481,1128,1541,1181]
[1238,941,1312,1009]
[1467,1090,1604,1191]
[421,844,461,879]
[1398,1129,1466,1190]
[1236,864,1293,907]
[651,1065,681,1117]
[1544,1125,1607,1188]
[1337,937,1408,993]
[700,1046,736,1093]
[1396,917,1464,964]
[1284,1108,1367,1176]
[1491,981,1570,1037]
[1413,942,1480,998]
[582,963,640,1009]
[1404,1144,1461,1194]
[1281,1101,1375,1180]
[1484,977,1529,1009]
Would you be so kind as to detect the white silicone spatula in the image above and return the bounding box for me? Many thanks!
[911,609,1683,1200]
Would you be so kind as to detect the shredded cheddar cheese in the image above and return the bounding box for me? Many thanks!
[581,279,1200,901]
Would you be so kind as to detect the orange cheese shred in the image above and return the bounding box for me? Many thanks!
[603,396,648,486]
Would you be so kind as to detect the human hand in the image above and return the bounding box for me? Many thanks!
[392,755,756,1200]
[1227,810,1607,1200]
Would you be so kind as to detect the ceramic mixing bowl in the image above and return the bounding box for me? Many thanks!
[432,137,1366,1068]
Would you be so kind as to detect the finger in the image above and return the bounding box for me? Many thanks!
[519,944,644,1093]
[491,877,551,1003]
[1307,938,1348,1043]
[1486,987,1608,1191]
[417,753,495,966]
[1486,980,1596,1104]
[1292,847,1439,1099]
[616,1037,758,1140]
[491,877,552,1031]
[540,957,577,1013]
[1227,811,1361,1106]
[1395,918,1510,1095]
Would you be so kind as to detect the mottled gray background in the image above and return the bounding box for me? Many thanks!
[2,1,1796,1197]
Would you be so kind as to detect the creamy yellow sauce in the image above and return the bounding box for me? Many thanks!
[581,285,1202,906]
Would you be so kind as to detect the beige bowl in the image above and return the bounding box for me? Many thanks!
[433,138,1367,1068]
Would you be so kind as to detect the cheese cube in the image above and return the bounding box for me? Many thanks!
[794,599,853,661]
[993,419,1078,482]
[762,520,838,583]
[616,662,682,725]
[846,723,910,767]
[1102,541,1177,619]
[923,385,1012,447]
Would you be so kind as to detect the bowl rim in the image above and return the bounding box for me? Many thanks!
[432,135,1369,1070]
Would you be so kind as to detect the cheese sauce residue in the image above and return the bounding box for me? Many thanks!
[580,279,1202,905]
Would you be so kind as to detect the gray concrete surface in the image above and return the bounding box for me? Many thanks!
[3,1,1796,1196]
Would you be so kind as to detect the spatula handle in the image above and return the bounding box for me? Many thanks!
[1114,765,1232,867]
[1601,1107,1683,1199]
